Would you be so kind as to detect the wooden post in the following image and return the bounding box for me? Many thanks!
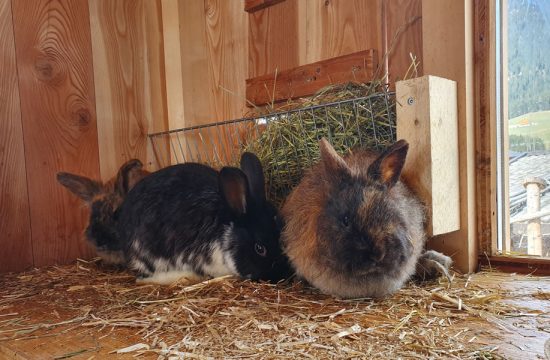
[522,177,547,256]
[396,75,460,237]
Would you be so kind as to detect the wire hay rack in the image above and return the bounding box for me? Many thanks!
[149,90,396,204]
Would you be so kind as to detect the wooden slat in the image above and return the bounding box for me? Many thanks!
[248,0,302,78]
[396,76,460,236]
[304,0,383,65]
[12,0,99,267]
[0,0,33,273]
[175,0,248,126]
[89,0,168,179]
[246,49,378,106]
[245,0,285,13]
[474,0,497,255]
[385,0,423,85]
[421,0,477,273]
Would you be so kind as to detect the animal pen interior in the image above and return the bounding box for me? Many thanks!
[1,0,549,359]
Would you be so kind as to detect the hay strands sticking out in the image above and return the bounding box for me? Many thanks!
[243,80,397,205]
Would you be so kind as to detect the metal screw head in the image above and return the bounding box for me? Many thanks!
[407,97,415,105]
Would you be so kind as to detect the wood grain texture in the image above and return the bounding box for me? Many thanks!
[422,0,477,273]
[0,0,33,273]
[304,0,383,65]
[178,0,248,125]
[248,0,301,78]
[245,0,286,13]
[474,0,497,255]
[12,0,99,267]
[89,0,168,179]
[396,76,460,236]
[385,0,423,85]
[246,49,378,106]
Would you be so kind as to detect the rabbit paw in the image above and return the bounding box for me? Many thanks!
[415,250,453,282]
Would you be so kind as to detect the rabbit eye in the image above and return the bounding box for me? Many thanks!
[254,243,267,257]
[341,215,350,227]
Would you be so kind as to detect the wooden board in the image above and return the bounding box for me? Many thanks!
[248,0,302,78]
[176,0,248,126]
[396,76,460,236]
[0,0,33,273]
[245,0,286,13]
[11,0,99,267]
[304,0,383,65]
[89,0,168,179]
[474,0,497,255]
[385,0,423,85]
[246,49,378,106]
[421,0,477,272]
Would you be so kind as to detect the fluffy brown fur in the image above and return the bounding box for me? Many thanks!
[282,139,444,298]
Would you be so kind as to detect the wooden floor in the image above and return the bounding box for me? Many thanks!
[0,264,548,359]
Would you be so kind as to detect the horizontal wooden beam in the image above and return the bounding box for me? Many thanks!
[244,0,285,13]
[245,49,378,106]
[478,255,550,275]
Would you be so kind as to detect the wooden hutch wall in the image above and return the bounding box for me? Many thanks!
[0,0,422,272]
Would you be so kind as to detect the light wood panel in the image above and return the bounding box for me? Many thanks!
[0,0,33,273]
[396,76,460,236]
[12,0,99,267]
[304,0,383,65]
[174,0,248,126]
[89,0,168,179]
[422,0,477,272]
[248,0,301,78]
[385,0,423,85]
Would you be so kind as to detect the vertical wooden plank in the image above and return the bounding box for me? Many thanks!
[422,0,477,272]
[204,0,249,122]
[0,0,33,272]
[304,0,383,66]
[161,0,185,129]
[474,0,497,255]
[385,0,422,85]
[396,76,460,236]
[12,0,99,267]
[178,0,248,125]
[89,0,168,179]
[248,0,301,78]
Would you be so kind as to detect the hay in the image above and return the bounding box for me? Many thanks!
[242,81,396,205]
[2,261,544,359]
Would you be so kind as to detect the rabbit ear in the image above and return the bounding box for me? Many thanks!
[114,159,144,196]
[219,167,249,216]
[240,152,266,206]
[367,140,409,187]
[319,138,351,175]
[56,172,102,203]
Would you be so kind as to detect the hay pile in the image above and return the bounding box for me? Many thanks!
[242,82,396,204]
[2,260,542,359]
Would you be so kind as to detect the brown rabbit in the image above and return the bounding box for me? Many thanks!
[57,159,150,265]
[281,138,451,298]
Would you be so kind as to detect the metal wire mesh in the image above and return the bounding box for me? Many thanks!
[149,92,396,203]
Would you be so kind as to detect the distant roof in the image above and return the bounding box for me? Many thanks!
[509,151,550,222]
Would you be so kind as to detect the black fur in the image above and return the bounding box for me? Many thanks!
[116,155,291,283]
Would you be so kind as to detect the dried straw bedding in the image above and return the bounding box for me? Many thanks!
[2,259,546,359]
[2,82,546,359]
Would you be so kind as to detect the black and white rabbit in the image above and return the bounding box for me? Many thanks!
[115,152,291,285]
[281,138,452,298]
